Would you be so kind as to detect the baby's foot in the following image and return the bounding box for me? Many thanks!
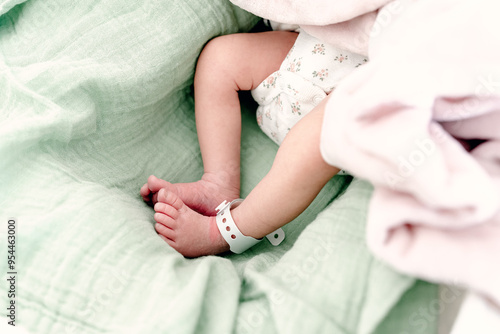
[140,175,170,203]
[153,189,230,257]
[141,174,239,216]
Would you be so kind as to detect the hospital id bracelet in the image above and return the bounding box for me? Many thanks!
[215,199,285,254]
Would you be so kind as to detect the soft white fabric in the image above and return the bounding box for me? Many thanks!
[230,0,394,55]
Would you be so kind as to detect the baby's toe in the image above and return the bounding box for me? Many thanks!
[140,183,151,199]
[154,212,177,229]
[147,175,171,192]
[157,189,184,211]
[155,223,176,241]
[154,202,179,219]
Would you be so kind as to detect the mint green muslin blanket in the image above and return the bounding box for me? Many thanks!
[0,0,438,333]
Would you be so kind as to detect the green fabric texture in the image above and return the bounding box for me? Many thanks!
[0,0,438,333]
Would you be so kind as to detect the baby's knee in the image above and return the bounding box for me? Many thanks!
[198,34,237,65]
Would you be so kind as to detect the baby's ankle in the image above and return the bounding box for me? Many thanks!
[229,207,261,240]
[201,171,240,195]
[208,216,231,253]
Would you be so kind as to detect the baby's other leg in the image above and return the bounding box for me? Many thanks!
[231,95,340,239]
[142,31,298,216]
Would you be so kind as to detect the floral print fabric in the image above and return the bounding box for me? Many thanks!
[252,30,367,146]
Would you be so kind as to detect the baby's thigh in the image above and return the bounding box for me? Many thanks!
[201,31,298,91]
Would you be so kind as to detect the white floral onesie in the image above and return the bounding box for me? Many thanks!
[252,30,367,146]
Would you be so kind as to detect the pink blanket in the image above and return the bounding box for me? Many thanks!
[232,0,500,305]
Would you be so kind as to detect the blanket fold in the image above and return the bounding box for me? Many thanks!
[230,0,394,55]
[318,0,500,305]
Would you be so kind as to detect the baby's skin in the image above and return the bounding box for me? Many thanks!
[141,31,339,257]
[140,174,239,216]
[140,173,238,257]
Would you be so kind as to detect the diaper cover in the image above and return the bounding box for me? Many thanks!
[252,30,367,146]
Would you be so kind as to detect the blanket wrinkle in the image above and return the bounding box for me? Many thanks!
[0,0,26,17]
[230,0,395,56]
[229,0,391,26]
[318,0,500,307]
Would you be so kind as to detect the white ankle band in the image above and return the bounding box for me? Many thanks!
[215,200,285,254]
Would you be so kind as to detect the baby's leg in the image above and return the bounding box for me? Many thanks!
[154,96,339,256]
[141,31,298,215]
[231,96,340,239]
